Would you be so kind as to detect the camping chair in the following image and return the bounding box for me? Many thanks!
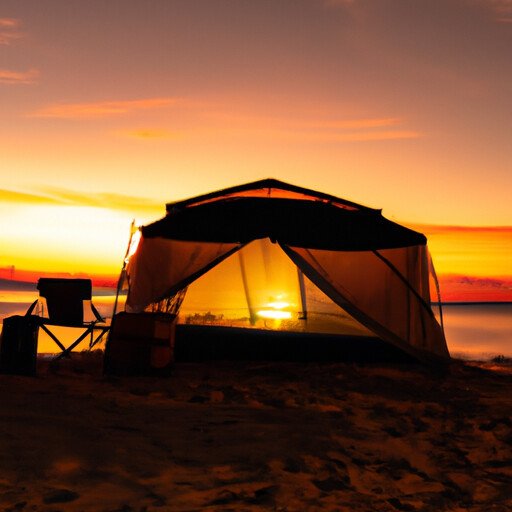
[27,278,109,359]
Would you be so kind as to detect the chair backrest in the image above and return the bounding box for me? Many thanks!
[37,278,92,326]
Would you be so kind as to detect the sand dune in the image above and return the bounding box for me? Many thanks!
[0,354,511,511]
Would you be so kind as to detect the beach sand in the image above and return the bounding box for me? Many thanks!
[1,353,511,511]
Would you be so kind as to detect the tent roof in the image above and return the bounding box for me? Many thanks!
[166,178,374,213]
[144,179,426,251]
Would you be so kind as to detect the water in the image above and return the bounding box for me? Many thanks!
[441,303,512,360]
[0,287,510,360]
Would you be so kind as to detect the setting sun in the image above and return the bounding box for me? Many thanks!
[257,310,293,320]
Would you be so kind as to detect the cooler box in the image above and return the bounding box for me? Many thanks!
[104,312,176,376]
[0,315,39,376]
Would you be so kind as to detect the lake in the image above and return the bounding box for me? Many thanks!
[0,288,510,360]
[440,303,512,360]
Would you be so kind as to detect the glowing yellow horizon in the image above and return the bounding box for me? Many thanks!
[1,187,511,304]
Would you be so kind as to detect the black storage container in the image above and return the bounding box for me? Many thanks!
[0,315,39,376]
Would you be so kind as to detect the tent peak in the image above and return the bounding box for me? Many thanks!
[166,178,378,214]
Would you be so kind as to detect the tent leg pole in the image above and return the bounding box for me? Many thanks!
[297,268,308,320]
[238,250,257,325]
[112,270,125,319]
[112,220,137,319]
[428,251,445,332]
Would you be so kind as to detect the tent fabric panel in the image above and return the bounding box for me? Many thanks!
[370,246,431,308]
[281,244,449,361]
[125,237,242,313]
[124,237,449,362]
[175,238,376,336]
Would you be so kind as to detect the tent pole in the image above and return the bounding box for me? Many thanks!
[297,268,308,320]
[238,250,257,325]
[371,250,437,317]
[428,252,445,332]
[112,220,137,320]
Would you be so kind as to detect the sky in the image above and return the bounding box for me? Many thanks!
[0,0,511,299]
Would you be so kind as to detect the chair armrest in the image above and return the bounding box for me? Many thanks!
[25,299,38,317]
[91,302,105,323]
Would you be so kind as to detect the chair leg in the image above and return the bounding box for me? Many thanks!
[40,324,110,360]
[89,327,109,350]
[54,328,94,360]
[39,324,68,354]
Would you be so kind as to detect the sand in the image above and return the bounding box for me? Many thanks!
[0,353,511,511]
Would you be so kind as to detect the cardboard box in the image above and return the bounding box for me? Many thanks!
[104,312,176,375]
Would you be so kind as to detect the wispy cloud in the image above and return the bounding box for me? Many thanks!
[295,130,422,142]
[438,274,512,302]
[0,187,163,216]
[0,20,35,84]
[0,68,39,85]
[323,0,357,7]
[411,224,512,234]
[409,224,512,293]
[118,124,413,143]
[0,18,20,27]
[288,117,402,130]
[202,110,419,142]
[0,32,22,45]
[445,275,512,289]
[278,116,419,142]
[323,0,512,22]
[114,128,185,141]
[39,187,164,215]
[29,94,418,142]
[30,97,181,119]
[0,18,22,45]
[0,189,58,206]
[267,129,420,142]
[478,0,512,20]
[418,221,512,301]
[328,130,420,141]
[114,115,415,142]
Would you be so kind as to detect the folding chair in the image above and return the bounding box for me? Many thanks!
[27,278,110,359]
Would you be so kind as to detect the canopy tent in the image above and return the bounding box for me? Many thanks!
[124,179,449,363]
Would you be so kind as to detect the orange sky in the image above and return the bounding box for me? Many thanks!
[1,0,511,300]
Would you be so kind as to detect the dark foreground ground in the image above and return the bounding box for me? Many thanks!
[0,353,511,511]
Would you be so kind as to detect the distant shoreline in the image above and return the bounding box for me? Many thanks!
[1,278,511,305]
